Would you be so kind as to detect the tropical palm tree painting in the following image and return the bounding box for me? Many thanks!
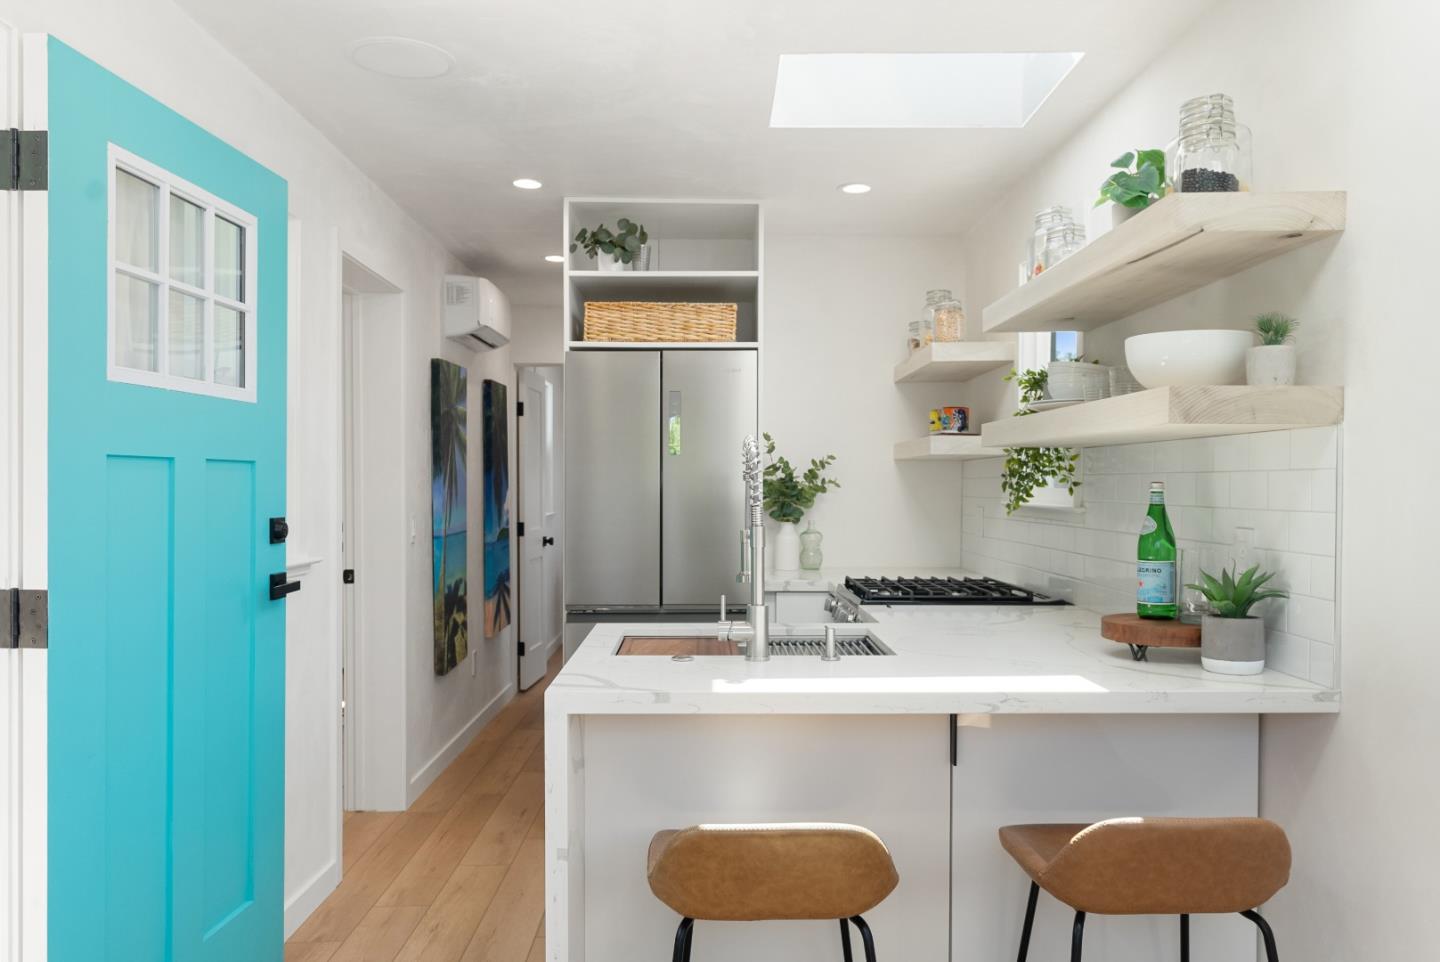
[482,379,512,637]
[431,359,469,675]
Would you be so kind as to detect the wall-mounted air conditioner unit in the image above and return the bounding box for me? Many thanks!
[443,275,510,350]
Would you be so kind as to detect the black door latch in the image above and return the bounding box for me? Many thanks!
[269,572,301,601]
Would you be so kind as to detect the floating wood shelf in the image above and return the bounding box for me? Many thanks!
[893,434,993,461]
[893,341,1016,384]
[979,386,1343,449]
[982,192,1346,333]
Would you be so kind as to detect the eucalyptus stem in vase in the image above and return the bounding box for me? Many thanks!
[761,433,839,570]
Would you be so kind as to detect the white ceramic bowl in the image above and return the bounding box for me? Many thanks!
[1124,330,1254,389]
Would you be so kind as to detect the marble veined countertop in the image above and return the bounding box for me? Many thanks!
[546,606,1339,716]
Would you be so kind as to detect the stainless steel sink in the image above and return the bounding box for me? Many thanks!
[617,631,892,657]
[757,635,889,657]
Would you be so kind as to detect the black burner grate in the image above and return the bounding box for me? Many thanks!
[843,576,1066,606]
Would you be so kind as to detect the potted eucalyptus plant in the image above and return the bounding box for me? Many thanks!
[1246,312,1299,386]
[762,433,839,571]
[1000,369,1081,514]
[570,218,649,272]
[1186,563,1288,675]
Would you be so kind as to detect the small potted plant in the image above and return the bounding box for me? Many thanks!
[761,433,839,571]
[1186,564,1288,675]
[1000,369,1081,514]
[1089,149,1166,236]
[570,218,649,272]
[1246,312,1299,386]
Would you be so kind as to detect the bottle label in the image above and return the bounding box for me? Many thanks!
[1140,516,1158,535]
[1138,561,1175,605]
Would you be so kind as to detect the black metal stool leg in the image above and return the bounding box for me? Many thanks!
[850,914,878,962]
[1070,911,1086,962]
[1241,910,1280,962]
[1180,914,1190,962]
[1016,882,1039,962]
[671,917,694,962]
[840,917,854,962]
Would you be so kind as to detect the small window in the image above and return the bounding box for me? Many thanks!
[108,145,258,401]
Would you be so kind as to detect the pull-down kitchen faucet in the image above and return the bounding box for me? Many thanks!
[718,435,769,661]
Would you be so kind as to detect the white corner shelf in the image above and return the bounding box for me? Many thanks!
[893,434,993,461]
[979,386,1343,449]
[982,192,1347,333]
[893,341,1016,384]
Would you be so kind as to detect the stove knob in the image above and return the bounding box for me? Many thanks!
[823,595,837,613]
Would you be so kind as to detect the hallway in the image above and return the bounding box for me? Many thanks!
[285,654,560,962]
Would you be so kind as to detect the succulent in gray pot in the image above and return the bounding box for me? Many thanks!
[1186,564,1288,675]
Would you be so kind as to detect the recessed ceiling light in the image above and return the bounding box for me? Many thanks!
[839,183,872,194]
[771,52,1085,128]
[350,37,454,79]
[545,254,565,263]
[513,178,543,190]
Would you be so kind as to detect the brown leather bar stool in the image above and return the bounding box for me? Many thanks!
[647,823,900,962]
[999,817,1291,962]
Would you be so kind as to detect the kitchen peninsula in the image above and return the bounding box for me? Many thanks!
[544,608,1336,962]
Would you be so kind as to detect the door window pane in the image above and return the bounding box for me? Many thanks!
[215,216,245,303]
[169,290,205,380]
[170,195,204,287]
[214,305,245,388]
[115,273,159,372]
[115,170,158,271]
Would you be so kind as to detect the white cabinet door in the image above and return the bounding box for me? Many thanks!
[952,714,1260,962]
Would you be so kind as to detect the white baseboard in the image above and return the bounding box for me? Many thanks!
[405,682,514,807]
[284,857,341,939]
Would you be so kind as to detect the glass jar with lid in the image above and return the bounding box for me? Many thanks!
[1027,205,1076,281]
[924,289,966,342]
[1035,223,1086,277]
[1170,93,1252,193]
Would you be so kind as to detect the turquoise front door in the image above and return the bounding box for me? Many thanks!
[44,37,289,962]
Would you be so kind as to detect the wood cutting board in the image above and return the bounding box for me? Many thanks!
[616,636,739,656]
[1100,613,1200,649]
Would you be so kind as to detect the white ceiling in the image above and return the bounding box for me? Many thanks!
[174,0,1205,306]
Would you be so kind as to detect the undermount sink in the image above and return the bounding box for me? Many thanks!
[615,632,891,657]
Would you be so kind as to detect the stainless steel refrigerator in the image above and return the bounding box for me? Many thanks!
[565,349,758,621]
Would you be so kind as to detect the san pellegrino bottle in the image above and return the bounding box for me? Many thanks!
[1137,481,1177,618]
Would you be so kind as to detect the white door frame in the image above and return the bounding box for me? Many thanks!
[516,365,561,689]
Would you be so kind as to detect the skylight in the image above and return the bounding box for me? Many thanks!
[769,52,1085,129]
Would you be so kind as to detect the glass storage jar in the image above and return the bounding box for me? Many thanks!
[1027,205,1075,280]
[925,289,966,342]
[1170,93,1252,193]
[1035,224,1086,276]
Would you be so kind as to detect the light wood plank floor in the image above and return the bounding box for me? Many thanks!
[286,652,560,962]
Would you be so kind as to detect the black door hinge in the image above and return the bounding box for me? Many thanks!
[517,401,525,416]
[4,588,48,649]
[1,129,47,191]
[517,521,525,537]
[517,640,527,657]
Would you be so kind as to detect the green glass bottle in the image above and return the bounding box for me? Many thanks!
[1137,481,1177,619]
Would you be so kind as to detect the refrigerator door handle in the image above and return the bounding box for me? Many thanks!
[667,390,682,455]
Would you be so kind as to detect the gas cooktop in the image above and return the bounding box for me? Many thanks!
[842,576,1067,606]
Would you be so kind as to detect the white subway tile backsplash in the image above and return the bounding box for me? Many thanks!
[960,426,1343,687]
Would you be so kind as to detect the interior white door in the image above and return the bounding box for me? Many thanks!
[517,367,553,690]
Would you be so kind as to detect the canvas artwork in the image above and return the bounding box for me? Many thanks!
[482,379,512,637]
[431,359,469,675]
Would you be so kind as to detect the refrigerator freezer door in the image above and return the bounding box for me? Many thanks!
[661,350,759,607]
[565,351,661,607]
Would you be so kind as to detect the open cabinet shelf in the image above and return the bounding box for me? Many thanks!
[893,435,992,461]
[982,192,1346,333]
[979,386,1344,449]
[893,341,1016,384]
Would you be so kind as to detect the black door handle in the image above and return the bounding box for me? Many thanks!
[269,572,301,601]
[542,536,555,547]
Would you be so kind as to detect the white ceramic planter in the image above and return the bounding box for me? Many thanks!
[1246,344,1297,386]
[597,252,632,272]
[1200,614,1266,675]
[772,521,801,571]
[1084,202,1140,242]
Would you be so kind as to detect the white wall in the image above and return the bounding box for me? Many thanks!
[762,235,969,567]
[510,304,565,366]
[958,0,1439,954]
[0,0,520,937]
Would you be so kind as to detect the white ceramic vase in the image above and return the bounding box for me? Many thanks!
[1246,344,1297,386]
[772,521,801,571]
[597,252,632,273]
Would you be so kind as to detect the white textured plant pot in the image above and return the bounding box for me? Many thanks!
[597,253,631,272]
[1200,615,1266,675]
[1084,203,1140,242]
[1246,344,1297,386]
[772,521,801,571]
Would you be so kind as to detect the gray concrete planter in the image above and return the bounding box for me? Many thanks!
[1200,615,1266,675]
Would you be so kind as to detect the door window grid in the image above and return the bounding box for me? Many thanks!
[108,144,258,401]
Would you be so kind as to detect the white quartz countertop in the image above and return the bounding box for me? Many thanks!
[546,606,1339,716]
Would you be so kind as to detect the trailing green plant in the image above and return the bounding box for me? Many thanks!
[1095,149,1166,210]
[1000,368,1081,515]
[1186,563,1288,618]
[570,218,649,265]
[1253,312,1299,346]
[761,432,839,524]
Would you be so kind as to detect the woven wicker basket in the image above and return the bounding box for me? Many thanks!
[583,301,738,343]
